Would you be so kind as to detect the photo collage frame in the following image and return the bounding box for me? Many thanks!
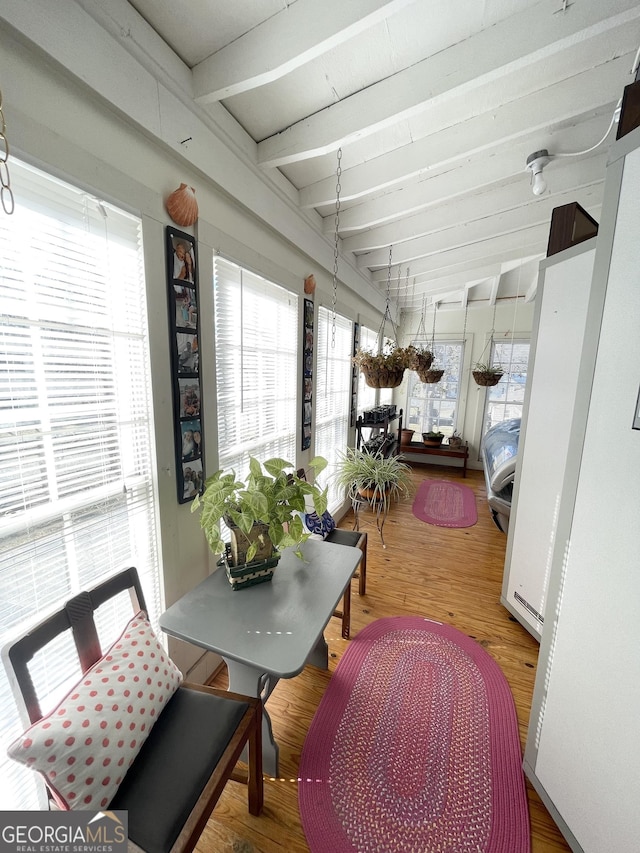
[302,298,314,450]
[166,226,205,503]
[350,322,360,427]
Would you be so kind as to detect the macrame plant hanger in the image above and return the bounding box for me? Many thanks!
[504,253,523,382]
[472,299,503,387]
[420,300,443,383]
[357,245,407,388]
[460,298,469,376]
[412,294,428,346]
[378,245,401,348]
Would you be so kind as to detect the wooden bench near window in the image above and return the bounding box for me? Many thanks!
[400,441,469,477]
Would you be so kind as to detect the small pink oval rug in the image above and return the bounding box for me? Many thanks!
[412,478,477,527]
[299,616,529,853]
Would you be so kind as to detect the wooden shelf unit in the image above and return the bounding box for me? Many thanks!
[356,408,403,457]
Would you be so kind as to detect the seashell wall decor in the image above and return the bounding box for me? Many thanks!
[166,183,199,227]
[304,274,316,294]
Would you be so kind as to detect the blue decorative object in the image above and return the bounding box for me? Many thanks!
[304,510,336,539]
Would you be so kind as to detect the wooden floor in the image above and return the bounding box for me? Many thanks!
[197,465,571,853]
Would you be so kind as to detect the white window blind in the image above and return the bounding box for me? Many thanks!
[315,307,352,512]
[357,324,378,414]
[0,159,160,809]
[214,257,298,476]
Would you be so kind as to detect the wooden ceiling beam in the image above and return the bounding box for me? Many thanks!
[356,188,602,270]
[343,156,605,254]
[257,0,640,167]
[301,51,629,208]
[330,133,608,235]
[192,0,414,103]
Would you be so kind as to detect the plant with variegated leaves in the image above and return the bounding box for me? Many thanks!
[192,456,328,564]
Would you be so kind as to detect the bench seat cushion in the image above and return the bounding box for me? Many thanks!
[110,685,249,853]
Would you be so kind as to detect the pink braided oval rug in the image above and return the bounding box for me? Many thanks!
[298,616,530,853]
[412,478,478,527]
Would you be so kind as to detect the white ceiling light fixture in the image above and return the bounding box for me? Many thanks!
[525,149,551,196]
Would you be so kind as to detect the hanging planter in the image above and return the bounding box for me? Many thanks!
[472,362,504,387]
[473,303,504,387]
[419,367,444,384]
[407,345,434,374]
[412,301,444,384]
[353,345,411,388]
[354,245,412,388]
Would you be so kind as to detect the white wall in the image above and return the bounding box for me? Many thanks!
[525,129,640,852]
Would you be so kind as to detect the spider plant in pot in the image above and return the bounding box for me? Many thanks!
[334,448,412,515]
[472,361,504,387]
[192,455,328,568]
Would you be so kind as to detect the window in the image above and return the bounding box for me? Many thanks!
[0,160,160,809]
[315,308,353,512]
[405,341,464,439]
[357,325,378,414]
[482,340,530,433]
[214,257,298,477]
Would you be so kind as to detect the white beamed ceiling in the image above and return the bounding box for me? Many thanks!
[42,0,640,310]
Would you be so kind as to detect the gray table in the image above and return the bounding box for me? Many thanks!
[159,537,360,776]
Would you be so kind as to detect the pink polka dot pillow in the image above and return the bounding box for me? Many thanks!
[7,611,182,810]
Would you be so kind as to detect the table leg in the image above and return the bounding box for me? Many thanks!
[224,657,280,778]
[305,633,329,670]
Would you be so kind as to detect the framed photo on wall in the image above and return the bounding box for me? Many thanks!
[350,322,360,427]
[166,226,205,503]
[302,298,314,449]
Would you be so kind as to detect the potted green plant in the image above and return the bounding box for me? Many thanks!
[334,447,412,515]
[400,427,415,446]
[472,361,504,387]
[353,343,412,388]
[192,456,328,585]
[422,430,445,446]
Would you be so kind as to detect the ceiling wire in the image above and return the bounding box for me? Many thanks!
[549,38,640,161]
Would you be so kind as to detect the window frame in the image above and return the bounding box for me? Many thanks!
[405,339,465,439]
[481,338,531,435]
